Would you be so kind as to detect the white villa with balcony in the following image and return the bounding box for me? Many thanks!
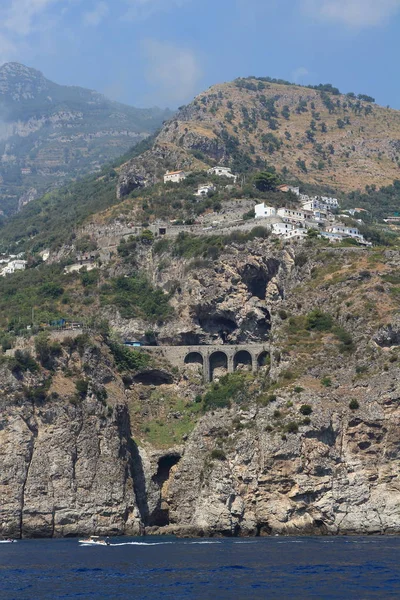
[207,166,237,181]
[164,170,187,183]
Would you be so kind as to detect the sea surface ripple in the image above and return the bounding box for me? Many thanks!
[1,536,400,599]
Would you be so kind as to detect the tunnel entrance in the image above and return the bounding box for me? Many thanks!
[209,351,228,381]
[149,454,181,527]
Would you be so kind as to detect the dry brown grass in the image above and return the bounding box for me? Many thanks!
[170,79,400,192]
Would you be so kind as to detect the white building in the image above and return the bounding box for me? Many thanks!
[327,225,360,237]
[320,196,339,208]
[277,207,314,223]
[194,183,216,197]
[322,225,370,245]
[302,197,327,212]
[255,203,277,218]
[282,228,308,241]
[207,166,237,181]
[164,170,187,184]
[1,260,27,276]
[272,222,294,236]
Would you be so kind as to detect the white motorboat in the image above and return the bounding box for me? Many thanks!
[79,536,110,546]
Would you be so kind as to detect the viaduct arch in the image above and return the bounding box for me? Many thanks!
[138,344,270,382]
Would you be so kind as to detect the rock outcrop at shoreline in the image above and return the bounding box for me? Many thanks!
[0,363,141,538]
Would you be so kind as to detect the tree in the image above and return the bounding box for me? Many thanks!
[320,122,327,133]
[306,130,315,143]
[296,159,307,173]
[337,119,345,129]
[253,171,280,192]
[140,230,154,244]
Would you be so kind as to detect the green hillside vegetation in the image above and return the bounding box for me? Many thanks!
[0,136,155,253]
[0,257,172,335]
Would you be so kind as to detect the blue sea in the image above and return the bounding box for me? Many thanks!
[1,536,400,599]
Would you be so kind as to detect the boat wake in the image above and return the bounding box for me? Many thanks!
[109,542,175,547]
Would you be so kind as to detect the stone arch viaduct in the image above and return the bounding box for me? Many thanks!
[139,344,270,382]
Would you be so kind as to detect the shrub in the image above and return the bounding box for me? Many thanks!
[349,399,360,410]
[153,238,171,255]
[333,327,354,353]
[75,379,89,398]
[294,252,308,268]
[284,421,299,434]
[306,310,333,332]
[302,417,311,425]
[108,342,151,372]
[12,350,39,374]
[273,410,282,419]
[35,333,62,370]
[203,372,248,412]
[278,309,288,320]
[210,448,226,461]
[294,386,304,394]
[300,404,312,415]
[321,376,332,387]
[281,369,295,380]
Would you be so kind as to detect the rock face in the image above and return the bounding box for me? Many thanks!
[163,393,400,536]
[0,393,139,538]
[2,241,400,538]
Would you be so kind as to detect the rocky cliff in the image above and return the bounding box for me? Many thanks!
[1,238,400,538]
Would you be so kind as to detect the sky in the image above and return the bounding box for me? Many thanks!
[0,0,399,109]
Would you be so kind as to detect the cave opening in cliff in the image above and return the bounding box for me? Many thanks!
[180,332,202,345]
[198,315,237,342]
[149,454,181,527]
[133,370,173,386]
[241,260,280,301]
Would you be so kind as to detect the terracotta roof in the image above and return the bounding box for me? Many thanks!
[165,170,185,175]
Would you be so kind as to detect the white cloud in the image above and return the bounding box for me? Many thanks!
[83,1,109,26]
[292,66,309,83]
[142,38,202,105]
[302,0,400,28]
[2,0,62,36]
[124,0,189,20]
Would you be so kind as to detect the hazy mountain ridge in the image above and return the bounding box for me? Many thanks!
[0,63,172,216]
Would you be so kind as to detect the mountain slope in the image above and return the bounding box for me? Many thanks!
[118,76,400,194]
[0,63,171,215]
